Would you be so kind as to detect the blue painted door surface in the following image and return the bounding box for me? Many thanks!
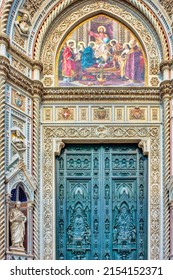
[56,144,147,260]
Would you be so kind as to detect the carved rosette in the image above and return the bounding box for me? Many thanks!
[42,125,161,259]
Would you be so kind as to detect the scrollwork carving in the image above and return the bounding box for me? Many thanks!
[42,125,161,259]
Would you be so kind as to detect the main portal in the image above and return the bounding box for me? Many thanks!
[56,144,148,260]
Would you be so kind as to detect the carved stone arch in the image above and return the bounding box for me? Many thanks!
[53,10,150,72]
[41,1,162,86]
[9,180,32,202]
[6,167,36,202]
[30,0,172,61]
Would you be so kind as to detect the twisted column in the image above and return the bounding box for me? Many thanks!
[161,80,172,259]
[170,201,173,260]
[0,55,10,259]
[32,80,43,259]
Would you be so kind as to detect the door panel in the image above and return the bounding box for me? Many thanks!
[56,144,147,260]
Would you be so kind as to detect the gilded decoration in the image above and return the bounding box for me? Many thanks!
[42,1,160,87]
[42,125,161,259]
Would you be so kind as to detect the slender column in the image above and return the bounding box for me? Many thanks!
[0,55,10,259]
[32,77,43,259]
[5,194,11,253]
[171,60,173,80]
[27,202,34,256]
[160,60,171,80]
[170,201,173,260]
[160,81,172,259]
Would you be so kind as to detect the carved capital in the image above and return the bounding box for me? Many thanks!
[0,55,10,78]
[32,80,43,98]
[160,80,172,100]
[32,60,43,72]
[54,139,65,156]
[138,138,150,156]
[160,60,170,73]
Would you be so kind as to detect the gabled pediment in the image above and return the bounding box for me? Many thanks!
[5,159,36,201]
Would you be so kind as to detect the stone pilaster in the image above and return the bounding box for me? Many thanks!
[32,80,43,259]
[160,80,172,259]
[0,55,10,259]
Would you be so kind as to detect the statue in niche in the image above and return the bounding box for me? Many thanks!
[18,13,29,34]
[11,129,26,159]
[113,206,136,244]
[9,201,27,250]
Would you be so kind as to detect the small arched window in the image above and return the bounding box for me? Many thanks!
[11,184,27,202]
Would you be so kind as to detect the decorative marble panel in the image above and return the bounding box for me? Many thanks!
[55,107,76,122]
[12,89,26,112]
[43,108,53,122]
[127,107,147,122]
[92,107,111,121]
[79,107,89,122]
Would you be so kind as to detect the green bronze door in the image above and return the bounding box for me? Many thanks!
[56,144,148,260]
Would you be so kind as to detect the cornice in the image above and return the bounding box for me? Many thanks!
[8,66,32,93]
[0,33,43,69]
[8,45,43,70]
[33,80,43,98]
[0,33,10,48]
[0,55,10,76]
[42,87,160,103]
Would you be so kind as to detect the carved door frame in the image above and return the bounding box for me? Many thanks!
[42,125,161,260]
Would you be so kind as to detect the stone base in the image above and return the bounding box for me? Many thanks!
[9,246,25,253]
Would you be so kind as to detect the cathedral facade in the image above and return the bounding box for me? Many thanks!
[0,0,173,260]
